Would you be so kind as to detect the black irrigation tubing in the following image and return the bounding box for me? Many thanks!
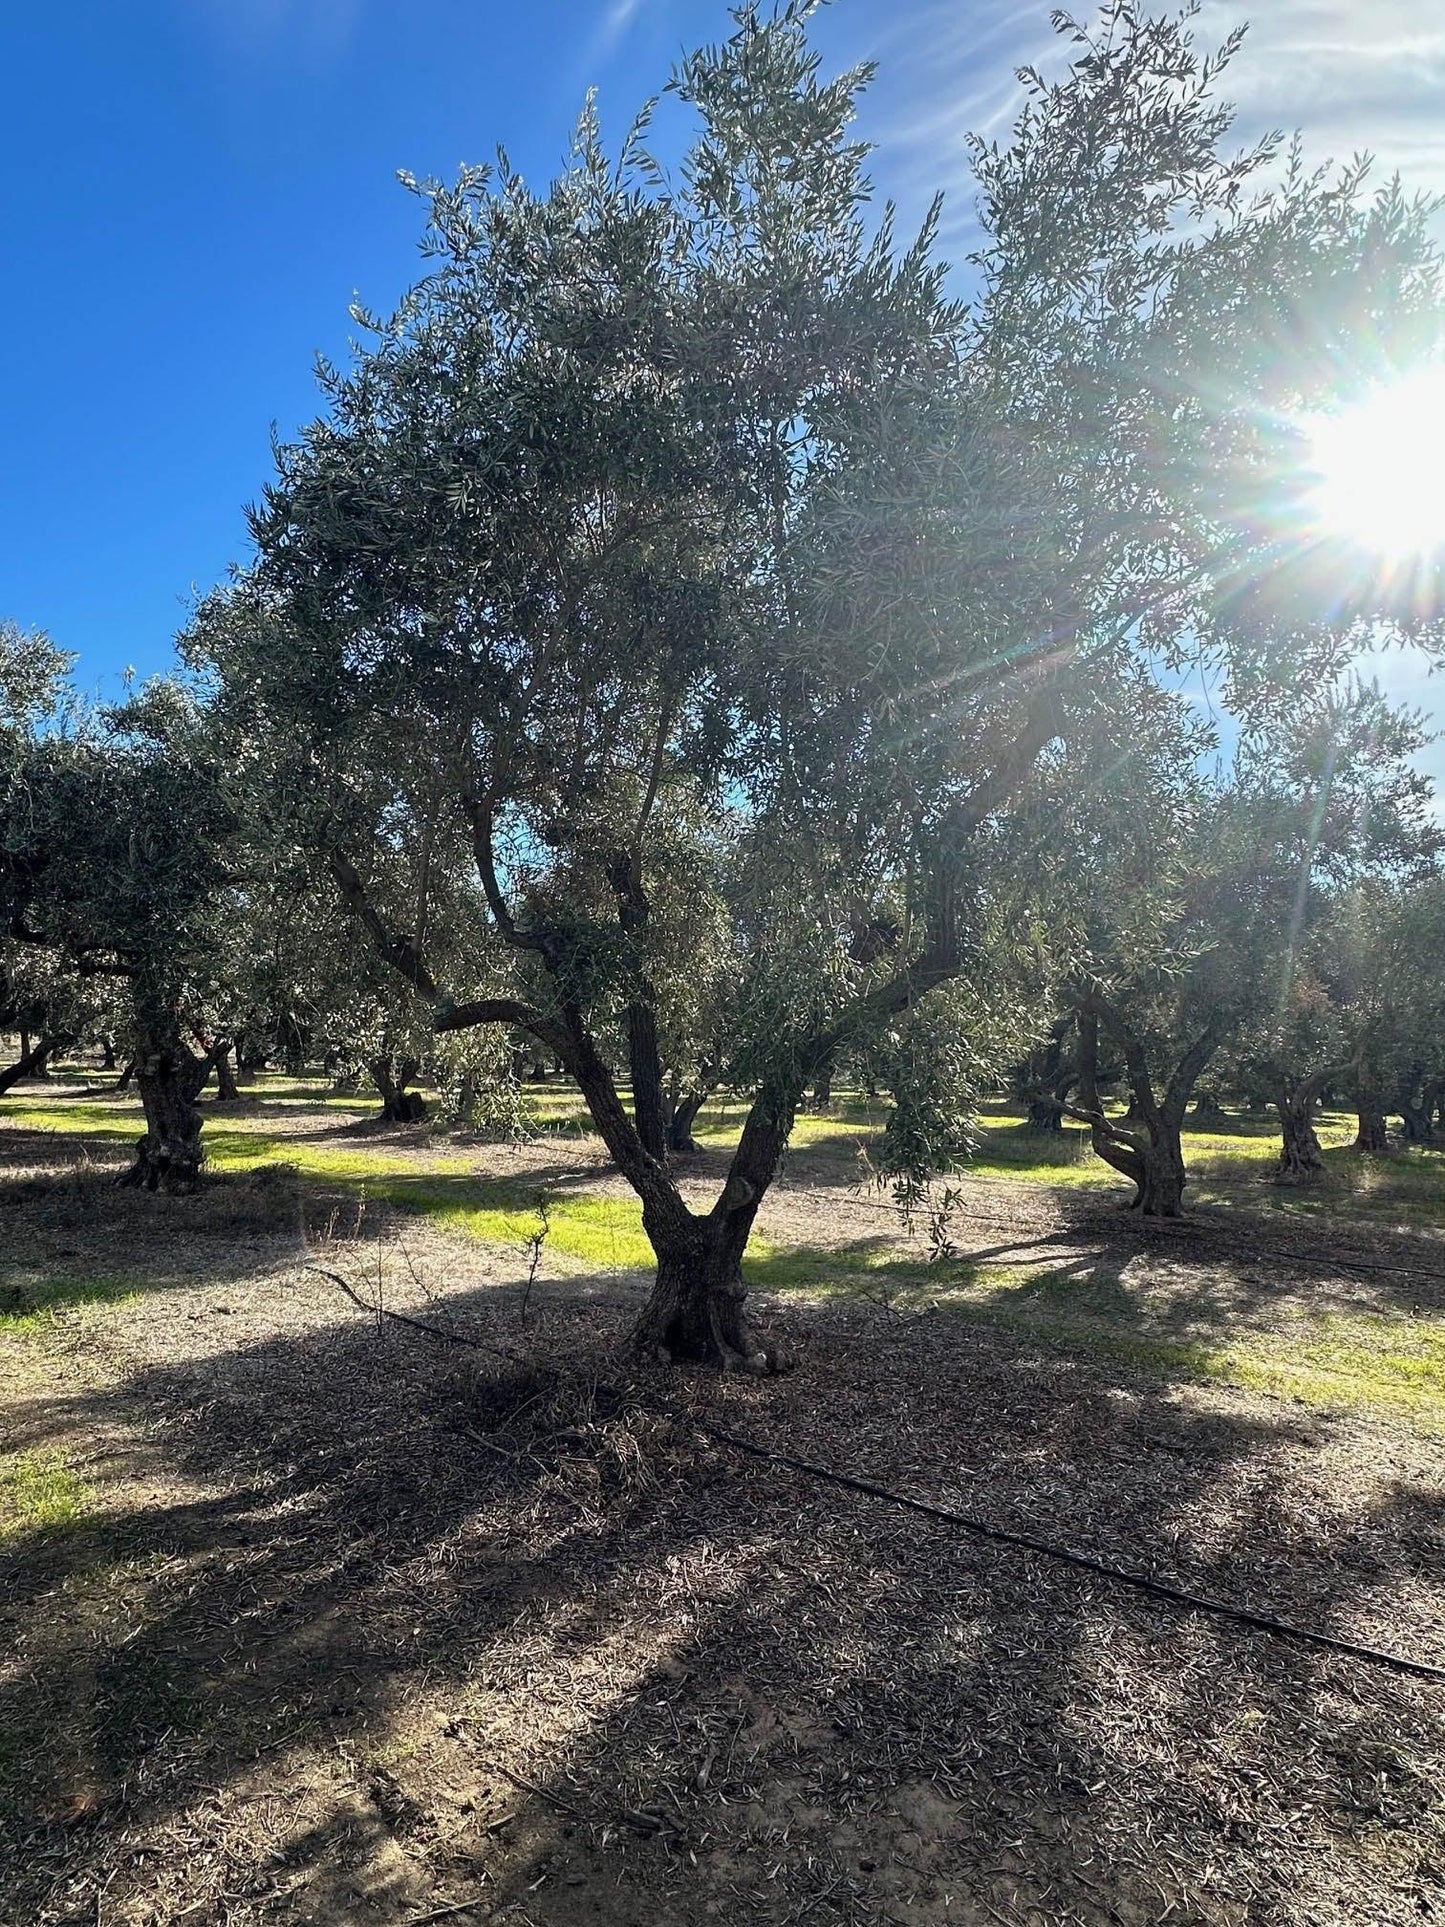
[309,1264,1445,1686]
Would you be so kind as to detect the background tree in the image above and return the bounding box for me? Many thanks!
[1,672,241,1190]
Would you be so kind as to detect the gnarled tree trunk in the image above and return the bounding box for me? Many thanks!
[118,1038,208,1193]
[1275,1097,1325,1182]
[370,1053,428,1123]
[1398,1075,1438,1146]
[1354,1097,1388,1153]
[1073,999,1219,1220]
[1017,1017,1074,1133]
[1135,1134,1187,1215]
[627,1091,789,1370]
[666,1088,707,1155]
[630,1206,762,1368]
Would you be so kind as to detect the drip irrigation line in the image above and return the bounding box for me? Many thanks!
[693,1419,1445,1683]
[308,1265,1445,1687]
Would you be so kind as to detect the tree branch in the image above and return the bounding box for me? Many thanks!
[329,850,441,999]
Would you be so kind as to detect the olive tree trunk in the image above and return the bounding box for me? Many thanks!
[1274,1092,1325,1182]
[1073,1000,1220,1220]
[1398,1076,1437,1146]
[118,1040,209,1193]
[1354,1099,1388,1153]
[213,1040,241,1102]
[370,1052,428,1123]
[0,1031,68,1096]
[626,1088,789,1371]
[666,1089,708,1155]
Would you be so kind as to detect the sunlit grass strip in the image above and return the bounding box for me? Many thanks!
[926,1266,1445,1432]
[0,1449,92,1538]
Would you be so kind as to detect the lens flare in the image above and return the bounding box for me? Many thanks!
[1305,366,1445,561]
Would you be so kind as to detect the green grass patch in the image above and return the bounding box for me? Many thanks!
[925,1261,1445,1430]
[0,1274,141,1336]
[0,1098,140,1141]
[0,1448,92,1538]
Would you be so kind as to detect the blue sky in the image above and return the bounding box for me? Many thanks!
[3,0,1444,763]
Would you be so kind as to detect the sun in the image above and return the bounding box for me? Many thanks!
[1304,365,1445,561]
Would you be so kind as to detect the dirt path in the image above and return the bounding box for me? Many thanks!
[3,1107,1445,1925]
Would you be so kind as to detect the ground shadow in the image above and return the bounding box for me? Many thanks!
[4,1180,1445,1923]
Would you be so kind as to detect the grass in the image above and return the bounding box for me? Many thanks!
[0,1448,92,1538]
[7,1073,1445,1425]
[1,1275,141,1336]
[914,1260,1445,1432]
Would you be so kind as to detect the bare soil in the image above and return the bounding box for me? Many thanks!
[2,1098,1444,1926]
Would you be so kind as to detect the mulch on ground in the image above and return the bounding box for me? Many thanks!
[2,1107,1443,1926]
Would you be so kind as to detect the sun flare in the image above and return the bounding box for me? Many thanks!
[1305,366,1445,561]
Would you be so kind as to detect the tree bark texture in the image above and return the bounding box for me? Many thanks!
[1275,1098,1325,1182]
[1073,1000,1218,1219]
[1354,1100,1388,1154]
[666,1089,707,1155]
[213,1040,241,1103]
[627,1084,794,1370]
[118,1040,209,1193]
[1020,1018,1073,1133]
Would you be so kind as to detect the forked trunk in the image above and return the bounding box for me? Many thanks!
[119,1047,207,1193]
[370,1053,427,1123]
[629,1212,766,1371]
[1131,1130,1187,1217]
[1073,1001,1217,1220]
[622,1071,796,1371]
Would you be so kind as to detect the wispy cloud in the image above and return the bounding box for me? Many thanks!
[593,0,649,65]
[186,0,364,63]
[843,0,1445,254]
[1197,0,1445,190]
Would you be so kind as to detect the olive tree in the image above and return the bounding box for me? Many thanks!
[191,4,1445,1363]
[1,669,241,1190]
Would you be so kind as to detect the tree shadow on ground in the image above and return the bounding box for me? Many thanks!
[3,1188,1445,1925]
